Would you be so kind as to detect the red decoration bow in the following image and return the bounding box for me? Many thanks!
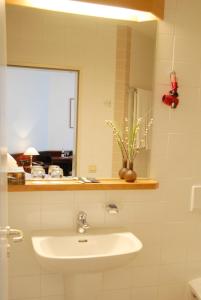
[162,71,179,109]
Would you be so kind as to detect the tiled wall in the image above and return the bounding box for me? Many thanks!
[150,0,201,299]
[8,188,166,300]
[8,0,201,300]
[8,180,199,300]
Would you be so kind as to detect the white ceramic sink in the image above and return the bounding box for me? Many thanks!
[32,229,142,273]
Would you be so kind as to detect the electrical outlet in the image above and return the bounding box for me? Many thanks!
[88,165,97,173]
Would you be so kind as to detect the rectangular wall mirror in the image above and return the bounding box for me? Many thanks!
[6,4,156,178]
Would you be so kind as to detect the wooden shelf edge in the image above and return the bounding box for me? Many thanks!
[8,179,159,192]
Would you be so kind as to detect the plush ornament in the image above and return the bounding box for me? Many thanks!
[162,71,179,109]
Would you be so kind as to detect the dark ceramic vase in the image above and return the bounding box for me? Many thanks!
[124,161,137,182]
[119,159,128,179]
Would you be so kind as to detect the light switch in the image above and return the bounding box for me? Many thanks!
[190,185,201,211]
[88,165,97,173]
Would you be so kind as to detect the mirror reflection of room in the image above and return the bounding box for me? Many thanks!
[6,66,78,176]
[6,3,156,178]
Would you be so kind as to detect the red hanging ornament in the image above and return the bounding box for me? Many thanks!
[162,71,179,109]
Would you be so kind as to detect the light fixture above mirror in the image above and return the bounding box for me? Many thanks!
[6,0,164,21]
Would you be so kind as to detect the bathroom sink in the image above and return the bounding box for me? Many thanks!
[31,229,142,273]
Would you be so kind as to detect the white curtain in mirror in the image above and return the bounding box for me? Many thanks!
[6,67,78,154]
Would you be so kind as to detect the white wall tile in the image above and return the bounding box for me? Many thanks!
[165,0,178,11]
[8,239,40,276]
[8,192,41,231]
[175,0,201,38]
[174,37,201,64]
[131,246,161,267]
[158,13,175,36]
[173,62,201,88]
[41,297,64,300]
[41,274,64,297]
[12,299,40,300]
[66,272,103,292]
[168,88,201,134]
[117,200,166,224]
[103,266,131,290]
[161,222,189,248]
[129,223,161,247]
[131,266,159,287]
[158,264,188,285]
[10,276,41,300]
[131,286,157,300]
[155,60,173,85]
[66,290,101,300]
[158,178,192,205]
[187,260,201,281]
[65,273,103,300]
[156,34,174,61]
[151,132,169,160]
[186,237,201,262]
[166,133,198,179]
[41,191,75,230]
[160,245,187,264]
[101,289,131,300]
[157,284,186,300]
[107,190,160,203]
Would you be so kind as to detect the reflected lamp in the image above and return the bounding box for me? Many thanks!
[24,147,39,168]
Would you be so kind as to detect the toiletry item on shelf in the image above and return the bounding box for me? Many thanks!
[48,165,63,178]
[8,167,25,185]
[7,154,25,185]
[31,166,45,178]
[78,177,100,183]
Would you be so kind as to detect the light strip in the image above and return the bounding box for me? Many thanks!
[25,0,156,22]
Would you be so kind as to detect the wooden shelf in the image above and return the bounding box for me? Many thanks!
[8,178,159,192]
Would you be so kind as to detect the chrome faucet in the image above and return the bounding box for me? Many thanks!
[77,211,90,233]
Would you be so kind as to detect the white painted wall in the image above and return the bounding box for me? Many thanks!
[6,67,77,153]
[130,28,155,90]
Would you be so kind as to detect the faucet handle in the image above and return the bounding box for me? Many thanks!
[106,203,119,214]
[78,211,87,220]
